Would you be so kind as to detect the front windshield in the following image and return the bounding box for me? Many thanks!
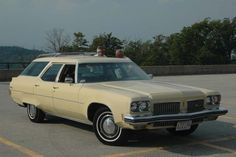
[77,62,150,83]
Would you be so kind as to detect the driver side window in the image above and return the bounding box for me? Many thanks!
[58,64,76,83]
[41,64,62,82]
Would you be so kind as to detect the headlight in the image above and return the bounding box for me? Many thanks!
[131,102,138,112]
[206,95,221,105]
[130,101,151,112]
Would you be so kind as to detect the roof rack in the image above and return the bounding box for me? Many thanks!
[37,53,61,58]
[37,52,96,58]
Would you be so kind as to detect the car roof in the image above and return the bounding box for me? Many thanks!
[34,55,132,64]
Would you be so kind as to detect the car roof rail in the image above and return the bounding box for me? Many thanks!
[37,53,61,58]
[56,52,96,56]
[37,52,96,58]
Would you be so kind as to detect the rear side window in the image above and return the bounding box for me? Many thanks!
[21,62,49,76]
[41,64,62,82]
[58,64,76,83]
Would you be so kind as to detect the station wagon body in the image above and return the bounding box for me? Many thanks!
[10,55,228,145]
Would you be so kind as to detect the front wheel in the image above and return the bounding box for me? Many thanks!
[27,104,45,123]
[166,124,198,136]
[93,108,127,145]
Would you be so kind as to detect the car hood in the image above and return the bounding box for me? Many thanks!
[100,80,206,101]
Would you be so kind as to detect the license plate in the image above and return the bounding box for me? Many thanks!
[176,120,192,131]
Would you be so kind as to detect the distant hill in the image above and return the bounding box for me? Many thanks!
[0,46,47,63]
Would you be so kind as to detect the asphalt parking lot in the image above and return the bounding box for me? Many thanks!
[0,74,236,157]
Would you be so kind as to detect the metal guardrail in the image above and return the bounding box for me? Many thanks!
[0,62,30,70]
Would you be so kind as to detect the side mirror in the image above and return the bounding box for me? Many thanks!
[65,77,74,83]
[79,79,86,83]
[148,74,153,79]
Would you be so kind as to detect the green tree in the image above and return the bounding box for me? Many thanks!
[205,18,236,63]
[168,18,236,65]
[90,33,123,56]
[142,35,170,65]
[124,40,151,65]
[45,17,236,65]
[72,32,89,51]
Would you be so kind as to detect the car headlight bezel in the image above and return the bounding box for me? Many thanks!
[130,101,151,113]
[131,102,138,112]
[206,95,221,105]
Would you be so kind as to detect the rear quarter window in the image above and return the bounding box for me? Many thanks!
[21,61,49,76]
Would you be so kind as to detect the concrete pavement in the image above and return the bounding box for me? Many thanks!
[0,74,236,157]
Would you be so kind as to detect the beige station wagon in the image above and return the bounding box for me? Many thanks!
[10,54,228,145]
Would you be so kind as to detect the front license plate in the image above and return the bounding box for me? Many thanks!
[176,120,192,131]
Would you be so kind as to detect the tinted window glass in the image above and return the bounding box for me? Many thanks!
[21,62,49,76]
[77,62,150,83]
[41,64,62,82]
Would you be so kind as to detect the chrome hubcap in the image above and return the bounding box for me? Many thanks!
[28,105,36,119]
[102,117,116,135]
[97,112,121,141]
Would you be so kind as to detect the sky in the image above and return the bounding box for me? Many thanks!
[0,0,236,50]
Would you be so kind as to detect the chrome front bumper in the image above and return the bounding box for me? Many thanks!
[124,107,228,124]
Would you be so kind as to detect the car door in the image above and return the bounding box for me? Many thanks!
[34,63,63,113]
[53,64,84,119]
[16,61,49,105]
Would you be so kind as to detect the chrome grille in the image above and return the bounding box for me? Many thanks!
[153,118,203,127]
[153,121,176,127]
[153,102,180,115]
[192,118,203,123]
[187,99,204,113]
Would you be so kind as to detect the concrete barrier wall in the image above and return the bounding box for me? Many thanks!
[142,64,236,76]
[0,64,236,81]
[0,70,22,81]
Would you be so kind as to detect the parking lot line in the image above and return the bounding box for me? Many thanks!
[104,136,236,157]
[200,142,236,155]
[186,136,236,145]
[0,136,43,157]
[185,136,236,155]
[103,147,164,157]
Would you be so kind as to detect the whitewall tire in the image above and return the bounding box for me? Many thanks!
[93,108,127,145]
[27,104,45,123]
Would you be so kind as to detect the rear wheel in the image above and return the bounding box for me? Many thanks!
[166,124,198,136]
[93,107,127,145]
[27,104,45,123]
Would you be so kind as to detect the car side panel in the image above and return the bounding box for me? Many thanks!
[10,76,39,106]
[34,79,55,113]
[78,85,137,125]
[53,83,84,120]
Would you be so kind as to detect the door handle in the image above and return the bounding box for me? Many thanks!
[35,84,39,87]
[53,86,59,89]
